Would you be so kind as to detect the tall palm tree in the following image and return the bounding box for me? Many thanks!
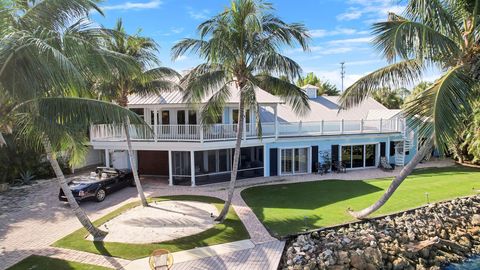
[94,18,181,207]
[0,0,142,239]
[172,0,311,221]
[340,0,479,218]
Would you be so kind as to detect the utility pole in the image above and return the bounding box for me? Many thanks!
[340,62,346,92]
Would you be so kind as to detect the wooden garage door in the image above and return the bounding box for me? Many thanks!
[138,151,168,175]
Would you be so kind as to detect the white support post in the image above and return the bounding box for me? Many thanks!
[243,114,247,141]
[360,119,364,133]
[321,120,324,135]
[263,146,268,177]
[105,149,110,168]
[153,109,158,142]
[274,105,279,139]
[190,150,196,187]
[168,150,173,186]
[298,121,302,134]
[380,118,383,133]
[200,125,204,143]
[341,119,344,134]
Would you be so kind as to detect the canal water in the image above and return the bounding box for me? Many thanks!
[443,257,480,269]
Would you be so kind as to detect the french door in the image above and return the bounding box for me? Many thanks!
[281,147,309,175]
[341,144,377,169]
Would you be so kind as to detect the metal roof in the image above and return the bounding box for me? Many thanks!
[128,83,283,105]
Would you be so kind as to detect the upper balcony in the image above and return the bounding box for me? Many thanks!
[90,118,404,144]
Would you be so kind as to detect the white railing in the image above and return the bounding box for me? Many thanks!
[90,118,402,143]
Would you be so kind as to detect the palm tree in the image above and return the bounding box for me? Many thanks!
[0,0,142,239]
[172,0,311,221]
[340,0,479,218]
[371,88,404,109]
[94,19,181,207]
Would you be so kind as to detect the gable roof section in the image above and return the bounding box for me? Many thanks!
[128,83,283,106]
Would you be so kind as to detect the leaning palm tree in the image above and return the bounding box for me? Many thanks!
[94,18,181,207]
[340,0,479,218]
[0,0,142,238]
[172,0,311,221]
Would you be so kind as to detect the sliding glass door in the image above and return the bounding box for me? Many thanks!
[281,147,309,175]
[341,144,377,169]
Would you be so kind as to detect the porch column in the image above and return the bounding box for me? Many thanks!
[168,150,173,186]
[386,137,391,162]
[263,146,269,177]
[105,149,110,168]
[274,104,278,139]
[190,150,196,187]
[153,109,158,142]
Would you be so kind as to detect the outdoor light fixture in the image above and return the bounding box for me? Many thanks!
[425,192,430,204]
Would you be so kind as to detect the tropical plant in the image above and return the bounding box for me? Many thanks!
[297,72,340,96]
[371,88,405,109]
[0,0,143,239]
[340,0,480,218]
[172,0,311,221]
[94,18,180,207]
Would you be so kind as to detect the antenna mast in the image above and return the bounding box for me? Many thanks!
[340,62,346,92]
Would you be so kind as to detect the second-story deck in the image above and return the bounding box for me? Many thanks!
[90,118,404,143]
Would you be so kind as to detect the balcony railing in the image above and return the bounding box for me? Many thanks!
[90,118,403,143]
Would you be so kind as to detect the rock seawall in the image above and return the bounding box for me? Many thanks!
[281,196,480,270]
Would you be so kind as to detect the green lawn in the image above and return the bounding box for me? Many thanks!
[242,166,480,237]
[7,255,112,270]
[53,195,249,260]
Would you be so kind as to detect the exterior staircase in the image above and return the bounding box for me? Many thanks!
[395,119,412,167]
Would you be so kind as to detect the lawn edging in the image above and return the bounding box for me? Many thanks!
[52,195,249,260]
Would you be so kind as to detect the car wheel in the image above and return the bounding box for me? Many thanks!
[95,188,107,202]
[130,179,136,187]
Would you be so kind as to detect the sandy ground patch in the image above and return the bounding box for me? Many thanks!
[87,200,218,244]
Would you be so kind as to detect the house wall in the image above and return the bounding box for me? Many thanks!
[263,133,413,176]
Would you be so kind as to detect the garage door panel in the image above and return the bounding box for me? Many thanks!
[138,151,168,175]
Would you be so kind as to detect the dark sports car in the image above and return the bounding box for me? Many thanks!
[59,167,134,202]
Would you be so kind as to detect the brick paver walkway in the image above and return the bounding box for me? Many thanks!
[0,160,454,270]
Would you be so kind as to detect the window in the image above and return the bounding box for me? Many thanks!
[365,144,376,167]
[177,110,185,125]
[130,108,144,120]
[341,146,352,168]
[188,111,197,124]
[233,109,251,124]
[281,147,308,175]
[161,111,170,124]
[341,144,377,169]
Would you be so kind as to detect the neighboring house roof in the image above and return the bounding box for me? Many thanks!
[366,109,402,120]
[128,83,283,106]
[260,96,391,122]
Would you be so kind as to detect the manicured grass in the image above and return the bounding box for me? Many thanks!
[242,166,480,237]
[53,195,249,260]
[7,255,112,270]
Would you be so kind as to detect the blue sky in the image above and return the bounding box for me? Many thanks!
[92,0,438,89]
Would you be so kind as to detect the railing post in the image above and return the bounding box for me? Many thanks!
[380,118,383,133]
[274,105,279,139]
[360,119,364,133]
[321,120,324,135]
[341,119,344,134]
[299,121,302,134]
[200,125,204,143]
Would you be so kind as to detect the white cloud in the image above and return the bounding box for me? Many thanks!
[337,0,406,23]
[337,9,362,21]
[328,36,372,45]
[102,0,162,11]
[187,7,210,20]
[309,27,360,38]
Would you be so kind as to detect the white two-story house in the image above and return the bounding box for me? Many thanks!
[90,84,417,186]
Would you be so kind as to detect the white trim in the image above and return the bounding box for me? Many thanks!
[190,150,196,187]
[168,150,173,186]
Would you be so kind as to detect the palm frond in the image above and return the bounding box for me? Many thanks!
[372,19,461,63]
[250,51,303,81]
[253,74,310,116]
[200,83,232,125]
[340,59,424,109]
[404,66,474,152]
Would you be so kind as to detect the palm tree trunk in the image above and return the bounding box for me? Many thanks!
[215,98,245,222]
[124,116,148,207]
[42,136,107,239]
[348,136,433,219]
